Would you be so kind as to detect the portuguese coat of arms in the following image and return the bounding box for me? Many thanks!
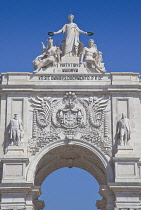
[29,92,111,156]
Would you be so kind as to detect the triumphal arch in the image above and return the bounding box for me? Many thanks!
[0,14,141,210]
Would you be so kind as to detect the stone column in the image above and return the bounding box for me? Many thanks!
[111,146,141,209]
[0,148,42,209]
[96,185,115,210]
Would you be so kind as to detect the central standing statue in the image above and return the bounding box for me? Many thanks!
[52,14,90,56]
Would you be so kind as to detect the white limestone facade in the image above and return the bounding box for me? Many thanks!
[0,15,141,210]
[0,70,141,210]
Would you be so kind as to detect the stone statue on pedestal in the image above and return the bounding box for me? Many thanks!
[80,39,106,72]
[32,15,106,74]
[9,114,24,146]
[52,14,90,57]
[33,37,62,73]
[117,113,131,146]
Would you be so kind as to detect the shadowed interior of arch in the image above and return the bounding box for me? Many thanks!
[34,145,108,186]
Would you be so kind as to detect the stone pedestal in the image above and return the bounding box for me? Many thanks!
[2,146,28,183]
[1,157,29,183]
[111,146,141,209]
[5,145,26,157]
[61,55,80,63]
[114,146,140,182]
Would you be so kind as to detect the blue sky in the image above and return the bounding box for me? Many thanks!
[40,168,100,210]
[0,0,141,209]
[0,0,141,74]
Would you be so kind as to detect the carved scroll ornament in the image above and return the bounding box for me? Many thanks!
[29,92,111,156]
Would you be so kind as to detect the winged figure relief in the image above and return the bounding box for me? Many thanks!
[30,96,51,128]
[85,96,109,128]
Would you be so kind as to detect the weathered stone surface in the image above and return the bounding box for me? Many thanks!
[0,15,141,210]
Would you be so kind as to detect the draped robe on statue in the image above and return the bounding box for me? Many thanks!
[62,23,80,55]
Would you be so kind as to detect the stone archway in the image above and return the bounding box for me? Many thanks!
[26,140,114,210]
[1,15,141,210]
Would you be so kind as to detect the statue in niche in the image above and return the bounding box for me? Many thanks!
[51,14,92,57]
[33,37,62,73]
[117,113,131,146]
[80,39,106,72]
[9,114,24,146]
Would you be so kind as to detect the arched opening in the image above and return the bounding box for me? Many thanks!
[34,144,108,186]
[27,142,114,209]
[39,167,102,210]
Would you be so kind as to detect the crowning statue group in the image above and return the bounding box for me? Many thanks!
[32,14,106,73]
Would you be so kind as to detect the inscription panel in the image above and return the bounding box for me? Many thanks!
[38,75,103,81]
